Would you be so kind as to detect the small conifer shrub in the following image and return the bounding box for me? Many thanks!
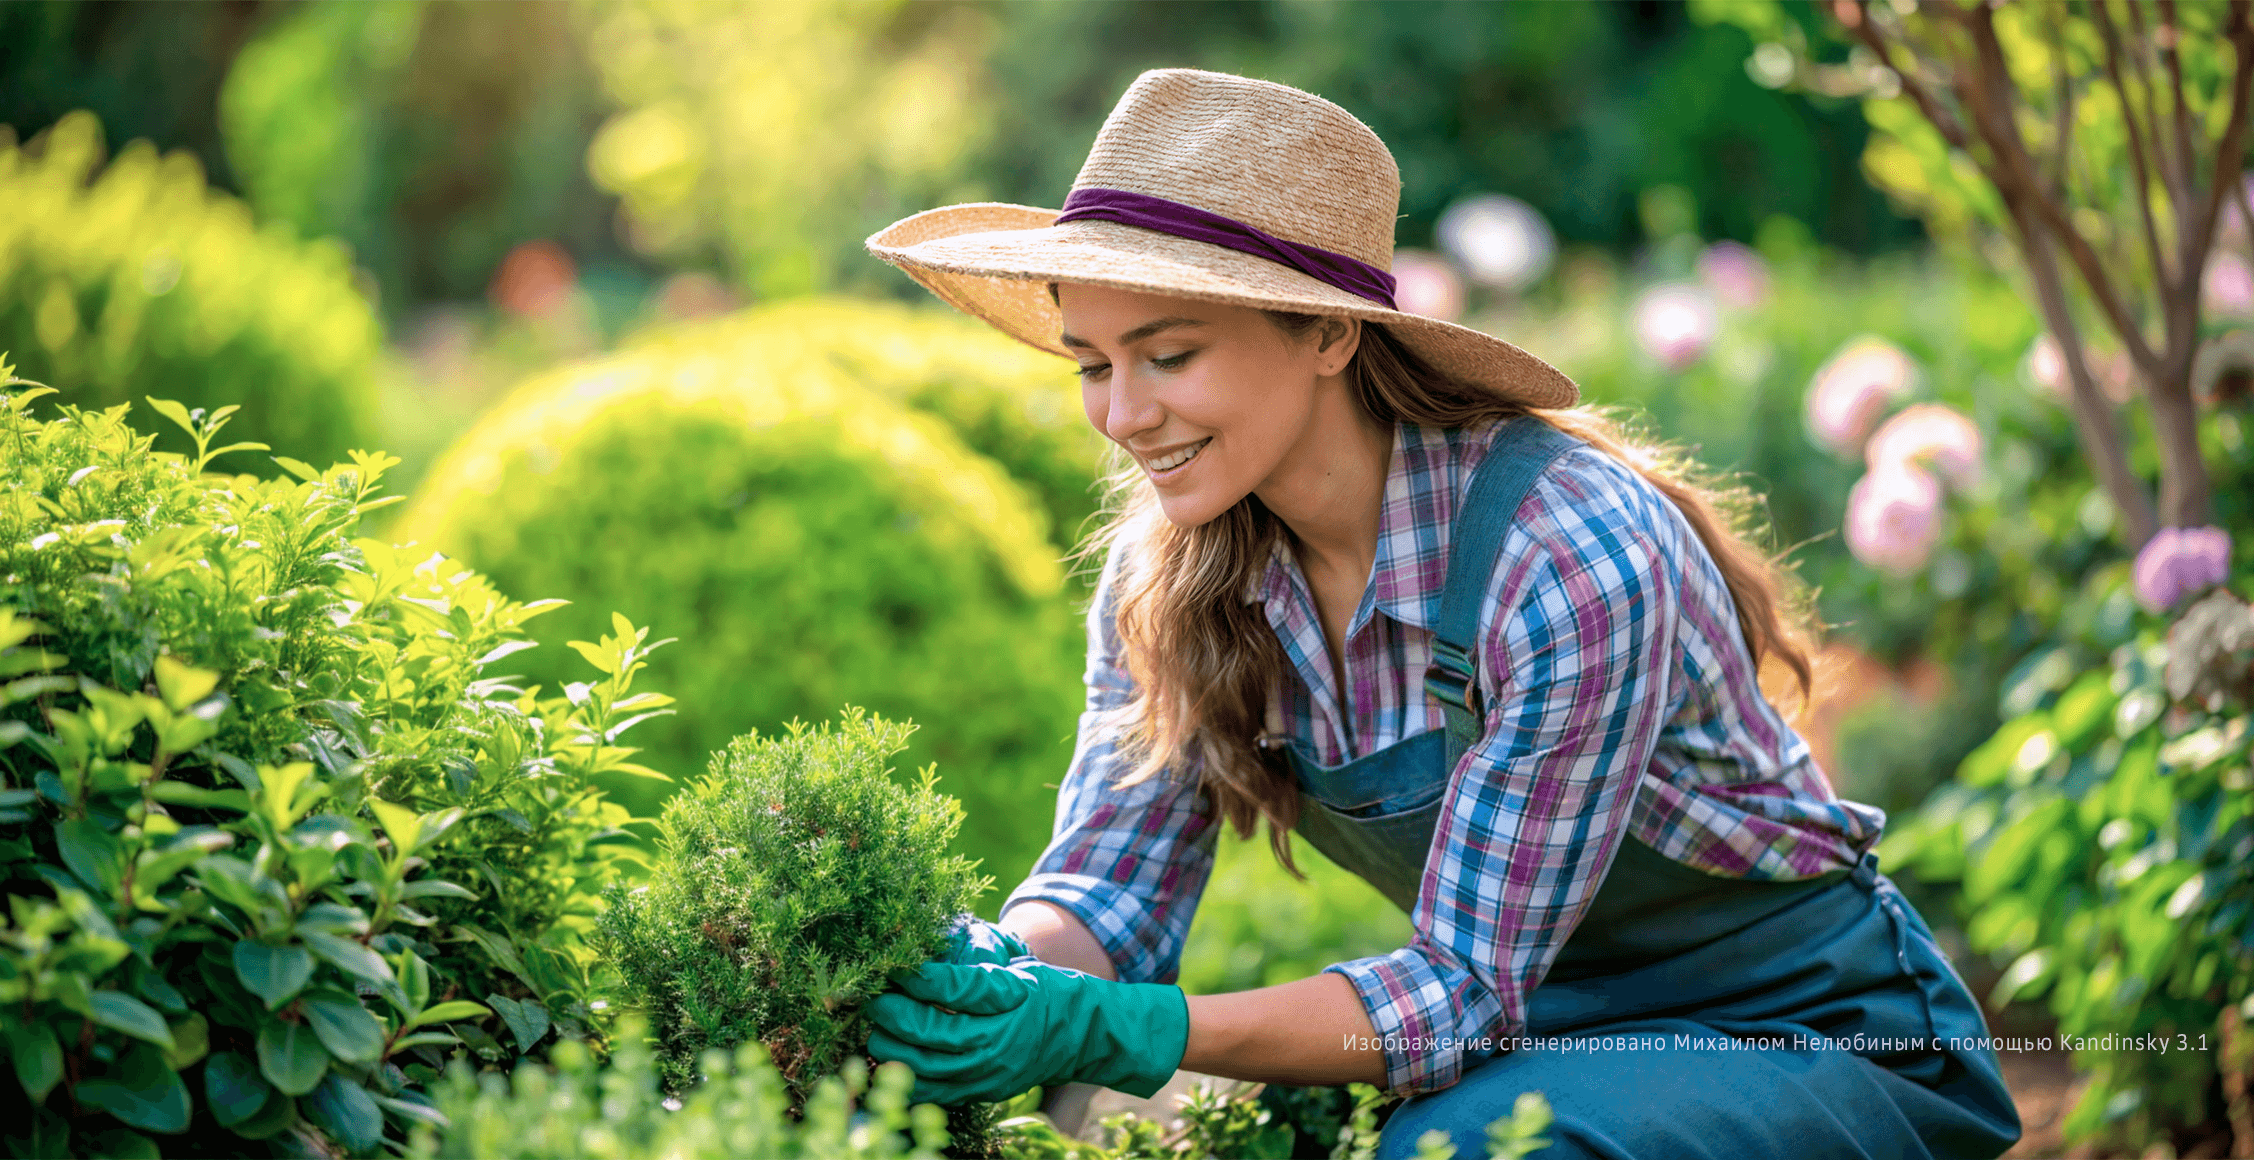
[595,709,986,1097]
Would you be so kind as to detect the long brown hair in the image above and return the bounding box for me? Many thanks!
[1072,311,1820,879]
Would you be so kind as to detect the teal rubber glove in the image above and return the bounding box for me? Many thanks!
[940,913,1029,967]
[864,956,1189,1106]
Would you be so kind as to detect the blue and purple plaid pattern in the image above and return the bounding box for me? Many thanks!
[1001,420,1886,1094]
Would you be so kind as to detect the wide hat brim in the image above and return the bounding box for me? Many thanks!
[867,203,1580,411]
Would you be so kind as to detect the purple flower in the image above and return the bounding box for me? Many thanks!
[1844,462,1943,575]
[1806,337,1917,455]
[1696,241,1771,310]
[2133,526,2234,614]
[1630,283,1718,371]
[1865,403,1982,491]
[1389,248,1467,322]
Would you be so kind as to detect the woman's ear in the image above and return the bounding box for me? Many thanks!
[1314,317,1361,377]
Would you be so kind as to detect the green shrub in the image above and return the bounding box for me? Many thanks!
[0,111,383,474]
[393,315,1086,893]
[0,370,663,1156]
[620,298,1111,557]
[990,1079,1553,1159]
[1883,576,2253,1152]
[595,711,981,1088]
[408,1014,951,1159]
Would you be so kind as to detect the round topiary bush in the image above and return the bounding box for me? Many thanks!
[620,297,1110,561]
[0,110,383,474]
[392,314,1087,892]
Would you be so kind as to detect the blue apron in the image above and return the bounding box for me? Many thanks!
[1271,417,2021,1160]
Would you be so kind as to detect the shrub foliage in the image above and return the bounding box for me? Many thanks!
[0,367,663,1156]
[393,309,1087,891]
[0,111,383,475]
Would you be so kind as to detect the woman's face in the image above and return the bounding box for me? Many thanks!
[1058,284,1354,527]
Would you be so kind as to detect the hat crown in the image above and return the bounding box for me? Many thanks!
[1069,69,1401,270]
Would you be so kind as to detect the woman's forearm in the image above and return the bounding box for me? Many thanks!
[1183,972,1387,1086]
[999,899,1388,1087]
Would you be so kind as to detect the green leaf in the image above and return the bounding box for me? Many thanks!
[299,990,385,1064]
[6,1021,62,1101]
[410,1000,492,1029]
[302,1074,383,1154]
[398,878,477,901]
[384,1031,459,1051]
[231,1088,299,1140]
[74,1043,190,1134]
[301,930,395,986]
[150,782,250,812]
[161,1012,208,1070]
[88,991,176,1052]
[142,397,195,438]
[369,798,423,857]
[565,639,617,675]
[486,994,550,1052]
[271,456,323,483]
[234,941,313,1010]
[203,1050,273,1128]
[57,817,124,897]
[151,654,220,714]
[256,1019,329,1096]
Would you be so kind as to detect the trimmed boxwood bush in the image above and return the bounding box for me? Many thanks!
[619,298,1111,558]
[392,314,1086,893]
[0,111,384,475]
[0,368,664,1156]
[595,710,1002,1152]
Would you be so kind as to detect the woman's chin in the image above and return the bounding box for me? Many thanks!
[1154,487,1241,529]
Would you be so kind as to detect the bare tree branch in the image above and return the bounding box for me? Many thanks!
[2093,0,2178,294]
[2187,1,2254,285]
[1960,2,2162,372]
[2045,4,2077,203]
[1848,4,1975,151]
[2127,0,2193,211]
[2157,0,2204,239]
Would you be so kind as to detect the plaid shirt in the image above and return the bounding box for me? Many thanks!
[1001,419,1887,1095]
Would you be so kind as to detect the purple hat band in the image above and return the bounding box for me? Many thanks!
[1052,187,1399,310]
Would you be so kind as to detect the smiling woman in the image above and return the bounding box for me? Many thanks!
[859,67,2021,1160]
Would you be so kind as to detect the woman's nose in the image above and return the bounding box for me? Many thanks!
[1101,372,1164,445]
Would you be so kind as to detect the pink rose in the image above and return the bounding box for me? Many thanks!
[1696,241,1771,310]
[1865,403,1981,491]
[1631,283,1718,371]
[1806,338,1916,455]
[1844,463,1943,575]
[1389,248,1467,322]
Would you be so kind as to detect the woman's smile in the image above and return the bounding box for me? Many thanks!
[1140,436,1212,481]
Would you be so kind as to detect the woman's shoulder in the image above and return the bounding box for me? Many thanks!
[1432,418,1687,593]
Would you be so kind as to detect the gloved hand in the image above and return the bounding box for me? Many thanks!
[940,913,1030,967]
[865,956,1189,1106]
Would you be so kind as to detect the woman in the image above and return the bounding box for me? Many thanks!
[861,68,2020,1160]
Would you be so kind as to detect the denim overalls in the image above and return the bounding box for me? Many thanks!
[1272,417,2021,1160]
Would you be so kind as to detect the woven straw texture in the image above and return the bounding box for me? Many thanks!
[867,68,1579,410]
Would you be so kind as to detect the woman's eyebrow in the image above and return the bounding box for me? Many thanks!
[1059,316,1208,350]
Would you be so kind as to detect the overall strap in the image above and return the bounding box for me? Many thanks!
[1424,416,1585,772]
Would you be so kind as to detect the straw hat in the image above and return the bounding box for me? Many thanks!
[866,68,1579,410]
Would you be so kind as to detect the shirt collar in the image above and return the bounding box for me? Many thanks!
[1247,420,1454,634]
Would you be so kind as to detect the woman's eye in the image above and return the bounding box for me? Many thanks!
[1075,363,1110,381]
[1151,351,1195,371]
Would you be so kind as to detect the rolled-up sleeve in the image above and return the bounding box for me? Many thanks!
[1323,498,1682,1094]
[1001,542,1220,985]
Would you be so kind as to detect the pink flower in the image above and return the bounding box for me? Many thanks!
[1436,194,1555,290]
[1631,283,1718,371]
[2026,333,2067,397]
[2205,252,2254,318]
[1389,248,1467,322]
[1806,337,1917,455]
[1865,403,1981,491]
[1697,241,1771,310]
[2133,525,2233,613]
[1844,463,1943,575]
